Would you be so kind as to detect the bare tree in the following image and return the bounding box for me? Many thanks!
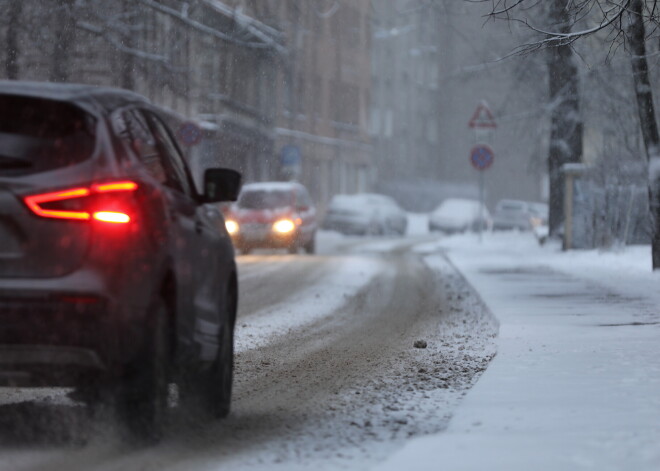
[486,0,660,268]
[545,1,583,236]
[626,0,660,266]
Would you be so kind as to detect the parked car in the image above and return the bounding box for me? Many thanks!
[493,199,534,231]
[225,181,317,254]
[527,202,549,228]
[528,202,550,243]
[492,199,549,232]
[428,198,491,234]
[0,81,241,441]
[322,193,408,236]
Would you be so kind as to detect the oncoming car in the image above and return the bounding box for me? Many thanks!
[0,81,241,441]
[225,181,317,254]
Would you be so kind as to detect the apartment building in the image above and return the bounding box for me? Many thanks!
[233,0,374,205]
[0,0,284,184]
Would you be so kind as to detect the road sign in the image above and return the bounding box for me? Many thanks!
[468,101,497,129]
[177,121,203,146]
[470,144,494,171]
[281,145,301,167]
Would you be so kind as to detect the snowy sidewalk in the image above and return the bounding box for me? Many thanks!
[381,233,660,471]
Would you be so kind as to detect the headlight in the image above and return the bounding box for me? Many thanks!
[225,220,239,234]
[273,219,295,234]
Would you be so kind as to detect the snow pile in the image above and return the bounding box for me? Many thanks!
[380,232,660,471]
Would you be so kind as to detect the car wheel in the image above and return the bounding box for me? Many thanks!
[187,287,235,419]
[304,234,316,254]
[116,296,169,443]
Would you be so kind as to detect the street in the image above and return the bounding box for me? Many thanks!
[0,230,497,471]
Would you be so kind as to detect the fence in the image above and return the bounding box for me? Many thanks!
[564,163,651,249]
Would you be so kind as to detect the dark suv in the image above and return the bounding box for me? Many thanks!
[0,81,241,440]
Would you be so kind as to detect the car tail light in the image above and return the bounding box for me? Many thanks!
[23,180,138,224]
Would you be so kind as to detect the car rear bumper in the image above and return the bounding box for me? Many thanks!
[0,270,149,386]
[0,345,104,387]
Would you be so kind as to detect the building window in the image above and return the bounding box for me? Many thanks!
[370,108,381,135]
[427,119,438,144]
[384,110,393,137]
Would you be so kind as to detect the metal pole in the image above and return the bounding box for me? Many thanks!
[478,170,484,242]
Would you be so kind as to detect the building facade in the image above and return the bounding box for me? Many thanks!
[0,0,284,186]
[2,0,374,207]
[370,0,443,210]
[235,0,374,206]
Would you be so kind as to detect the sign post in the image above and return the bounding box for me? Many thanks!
[468,101,496,242]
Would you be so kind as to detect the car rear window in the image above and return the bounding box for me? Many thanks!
[238,190,292,210]
[497,201,526,211]
[0,95,96,175]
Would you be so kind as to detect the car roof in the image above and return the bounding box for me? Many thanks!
[0,80,150,115]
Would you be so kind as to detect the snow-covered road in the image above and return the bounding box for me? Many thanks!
[0,229,497,471]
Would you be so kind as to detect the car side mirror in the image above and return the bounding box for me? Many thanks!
[203,168,241,203]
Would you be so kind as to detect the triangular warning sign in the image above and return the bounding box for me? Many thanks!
[468,101,497,129]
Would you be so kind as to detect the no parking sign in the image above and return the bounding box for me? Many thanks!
[470,144,494,171]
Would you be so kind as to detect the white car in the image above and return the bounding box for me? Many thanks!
[492,199,534,231]
[428,198,491,234]
[322,193,408,236]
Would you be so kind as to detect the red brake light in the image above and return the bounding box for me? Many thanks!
[92,211,131,224]
[24,181,138,224]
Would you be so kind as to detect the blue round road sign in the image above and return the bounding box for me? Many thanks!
[470,145,494,171]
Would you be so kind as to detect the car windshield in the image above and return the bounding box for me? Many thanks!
[238,189,291,210]
[0,95,95,175]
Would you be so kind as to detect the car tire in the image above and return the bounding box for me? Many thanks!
[304,234,315,254]
[185,287,235,419]
[116,296,170,443]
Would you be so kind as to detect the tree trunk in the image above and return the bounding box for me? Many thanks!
[49,0,76,82]
[546,0,583,237]
[5,0,22,79]
[627,0,660,269]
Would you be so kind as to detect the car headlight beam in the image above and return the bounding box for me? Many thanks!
[273,219,295,234]
[225,220,239,234]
